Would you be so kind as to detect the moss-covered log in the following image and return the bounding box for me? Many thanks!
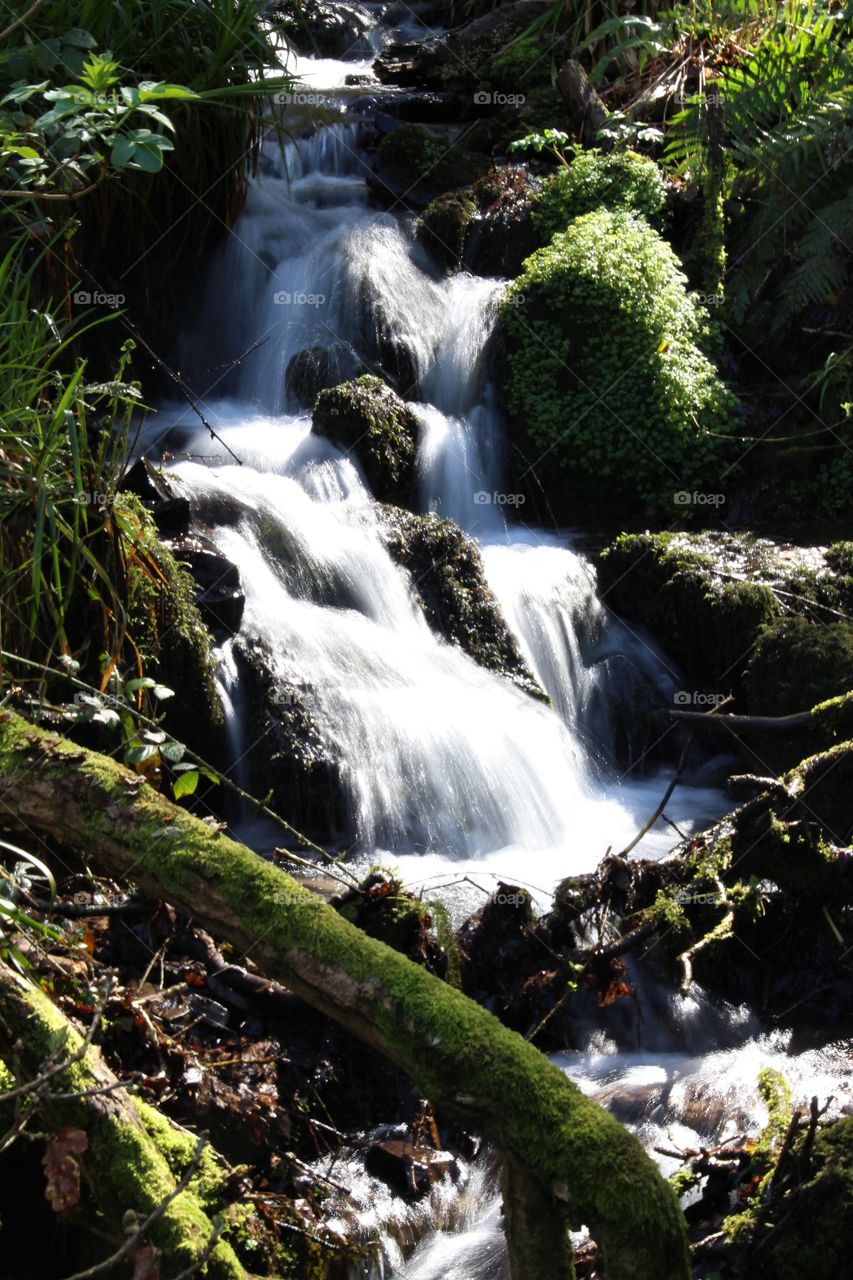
[0,710,689,1280]
[0,957,245,1279]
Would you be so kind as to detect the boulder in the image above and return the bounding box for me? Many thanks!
[369,122,489,210]
[312,375,419,504]
[377,505,545,699]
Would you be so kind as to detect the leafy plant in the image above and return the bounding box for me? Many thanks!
[501,208,736,508]
[0,840,61,972]
[532,149,668,240]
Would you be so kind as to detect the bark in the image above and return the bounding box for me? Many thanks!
[0,710,690,1280]
[669,708,815,732]
[0,957,245,1279]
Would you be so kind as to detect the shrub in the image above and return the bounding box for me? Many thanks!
[501,208,736,508]
[532,149,667,240]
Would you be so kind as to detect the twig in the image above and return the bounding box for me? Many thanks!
[61,1133,209,1280]
[618,731,694,857]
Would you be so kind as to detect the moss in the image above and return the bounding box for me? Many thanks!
[418,165,539,275]
[487,36,553,93]
[532,150,668,241]
[312,375,418,505]
[117,494,223,752]
[826,540,853,576]
[0,973,244,1279]
[746,616,853,716]
[757,1068,793,1147]
[501,210,736,513]
[598,532,780,694]
[0,710,690,1280]
[418,190,477,270]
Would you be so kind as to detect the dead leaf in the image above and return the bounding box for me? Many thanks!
[43,1128,88,1212]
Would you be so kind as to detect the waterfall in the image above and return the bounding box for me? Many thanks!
[146,18,848,1276]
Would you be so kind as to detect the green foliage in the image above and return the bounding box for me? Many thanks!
[666,1,853,330]
[532,149,667,240]
[501,209,736,507]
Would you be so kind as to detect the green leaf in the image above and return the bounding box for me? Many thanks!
[123,744,158,764]
[125,677,156,691]
[138,82,200,102]
[111,136,137,169]
[152,684,175,701]
[160,740,185,763]
[1,83,49,105]
[173,770,199,799]
[61,28,98,49]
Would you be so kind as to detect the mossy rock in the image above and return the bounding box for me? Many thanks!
[418,165,540,275]
[597,532,781,696]
[745,616,853,716]
[373,123,490,208]
[500,209,736,515]
[312,375,419,505]
[532,149,668,242]
[377,504,545,699]
[487,35,556,94]
[333,870,453,978]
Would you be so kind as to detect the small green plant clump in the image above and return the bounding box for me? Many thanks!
[501,208,736,508]
[533,149,668,239]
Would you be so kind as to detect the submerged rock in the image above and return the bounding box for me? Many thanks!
[312,374,419,504]
[377,505,546,699]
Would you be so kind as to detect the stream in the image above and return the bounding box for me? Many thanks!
[139,9,852,1274]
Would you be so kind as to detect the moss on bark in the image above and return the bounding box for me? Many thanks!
[0,709,690,1280]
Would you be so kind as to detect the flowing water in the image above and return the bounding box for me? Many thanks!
[142,16,851,1274]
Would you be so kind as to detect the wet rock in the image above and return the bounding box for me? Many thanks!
[166,537,245,638]
[347,89,458,124]
[419,165,540,275]
[377,505,546,698]
[596,532,782,700]
[285,343,364,409]
[270,0,374,59]
[120,457,191,535]
[364,1139,458,1198]
[312,375,418,504]
[373,1,550,90]
[232,635,349,847]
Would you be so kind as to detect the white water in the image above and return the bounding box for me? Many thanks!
[149,18,852,1276]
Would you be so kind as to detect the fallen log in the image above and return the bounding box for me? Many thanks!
[0,960,245,1279]
[668,708,814,732]
[0,710,689,1280]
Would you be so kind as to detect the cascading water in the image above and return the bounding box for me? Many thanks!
[143,19,850,1276]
